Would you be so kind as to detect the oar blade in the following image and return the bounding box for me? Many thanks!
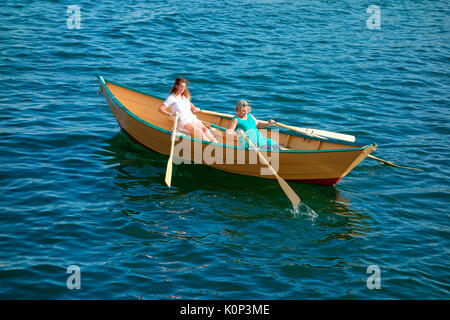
[165,157,173,188]
[276,176,301,208]
[368,154,423,171]
[310,129,355,143]
[164,115,179,188]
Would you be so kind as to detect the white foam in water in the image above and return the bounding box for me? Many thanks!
[291,202,318,220]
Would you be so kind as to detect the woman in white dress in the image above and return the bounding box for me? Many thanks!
[158,77,217,143]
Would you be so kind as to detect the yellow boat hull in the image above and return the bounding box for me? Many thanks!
[99,76,377,185]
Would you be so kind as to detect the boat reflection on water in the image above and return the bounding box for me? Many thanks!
[98,131,373,240]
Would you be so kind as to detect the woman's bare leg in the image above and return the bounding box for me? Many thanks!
[182,122,218,143]
[200,124,218,143]
[182,123,204,140]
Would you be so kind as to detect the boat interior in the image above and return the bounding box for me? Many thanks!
[105,81,361,151]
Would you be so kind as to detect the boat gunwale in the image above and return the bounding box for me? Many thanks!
[97,75,375,154]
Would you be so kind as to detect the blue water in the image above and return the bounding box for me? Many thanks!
[1,0,449,299]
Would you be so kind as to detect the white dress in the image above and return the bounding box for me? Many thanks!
[163,94,200,129]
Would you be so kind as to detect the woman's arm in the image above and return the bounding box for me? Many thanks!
[158,104,173,117]
[252,115,275,128]
[257,120,275,128]
[225,118,238,136]
[190,102,200,113]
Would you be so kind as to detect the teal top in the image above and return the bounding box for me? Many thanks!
[234,114,279,150]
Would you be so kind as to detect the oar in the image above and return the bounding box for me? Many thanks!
[274,121,355,143]
[165,114,179,188]
[240,131,301,208]
[273,120,421,170]
[368,154,423,171]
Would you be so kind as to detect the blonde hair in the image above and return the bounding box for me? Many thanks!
[170,77,191,100]
[235,100,252,112]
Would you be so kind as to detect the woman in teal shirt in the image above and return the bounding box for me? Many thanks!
[225,100,279,150]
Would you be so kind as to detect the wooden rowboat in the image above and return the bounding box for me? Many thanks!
[98,76,377,186]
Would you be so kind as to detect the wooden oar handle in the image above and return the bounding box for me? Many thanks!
[170,115,179,141]
[240,131,276,175]
[274,122,295,131]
